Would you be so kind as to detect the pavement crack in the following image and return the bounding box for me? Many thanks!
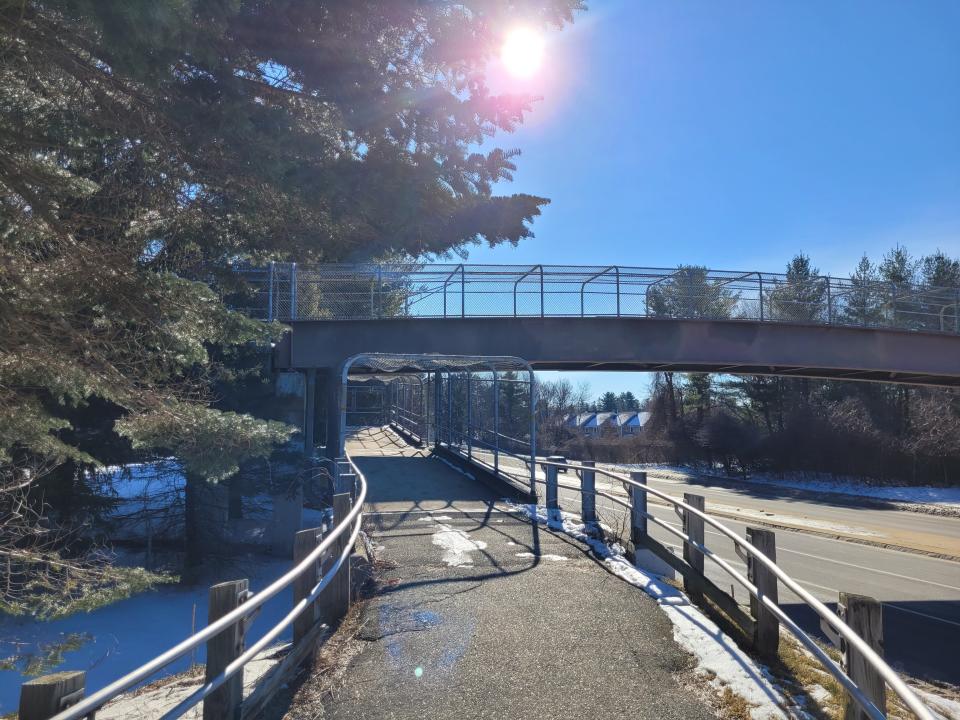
[359,626,435,642]
[415,582,483,605]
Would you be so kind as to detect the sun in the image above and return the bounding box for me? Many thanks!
[500,26,545,79]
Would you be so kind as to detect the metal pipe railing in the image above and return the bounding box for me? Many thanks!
[50,456,369,720]
[242,263,960,337]
[527,458,934,720]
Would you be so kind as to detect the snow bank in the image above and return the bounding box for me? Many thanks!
[505,501,808,720]
[920,689,960,720]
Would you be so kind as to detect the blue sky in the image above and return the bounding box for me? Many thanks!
[467,0,960,401]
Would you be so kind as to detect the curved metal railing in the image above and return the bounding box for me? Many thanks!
[530,458,934,720]
[49,456,369,720]
[236,262,960,336]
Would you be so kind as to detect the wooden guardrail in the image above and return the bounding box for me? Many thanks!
[538,460,913,720]
[18,462,364,720]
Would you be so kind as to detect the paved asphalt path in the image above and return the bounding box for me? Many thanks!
[352,433,960,685]
[324,432,718,720]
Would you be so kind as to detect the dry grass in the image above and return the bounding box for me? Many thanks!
[770,634,947,720]
[771,635,843,720]
[717,685,756,720]
[266,531,392,720]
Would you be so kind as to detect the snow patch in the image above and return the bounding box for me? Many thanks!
[920,689,960,720]
[430,524,488,567]
[506,501,806,720]
[418,515,453,521]
[433,455,475,481]
[515,552,566,561]
[805,684,832,706]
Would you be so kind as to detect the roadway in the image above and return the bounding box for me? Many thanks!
[466,446,960,684]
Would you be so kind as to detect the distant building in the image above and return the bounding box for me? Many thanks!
[618,411,650,436]
[564,411,651,437]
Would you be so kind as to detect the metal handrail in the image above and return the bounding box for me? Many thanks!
[580,265,617,317]
[51,456,369,720]
[532,458,933,720]
[239,263,960,337]
[513,264,543,317]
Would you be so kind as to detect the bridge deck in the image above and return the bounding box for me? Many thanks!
[320,429,717,720]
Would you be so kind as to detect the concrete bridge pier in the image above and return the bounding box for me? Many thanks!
[321,366,342,459]
[281,364,344,460]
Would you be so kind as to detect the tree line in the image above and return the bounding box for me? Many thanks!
[536,248,960,484]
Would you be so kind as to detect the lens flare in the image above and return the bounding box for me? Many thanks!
[500,26,546,79]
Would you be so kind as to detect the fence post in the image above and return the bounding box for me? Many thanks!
[434,371,442,448]
[839,593,885,720]
[338,469,357,500]
[539,265,545,317]
[746,527,779,658]
[268,261,275,321]
[758,273,764,321]
[682,493,705,603]
[293,528,322,645]
[628,471,647,546]
[18,671,86,720]
[304,368,316,458]
[290,262,297,320]
[318,493,352,627]
[545,462,559,520]
[493,371,500,476]
[615,267,621,317]
[580,460,596,524]
[204,579,249,720]
[890,283,897,327]
[466,372,472,459]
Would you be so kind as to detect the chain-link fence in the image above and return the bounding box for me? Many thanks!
[341,354,538,491]
[237,263,960,334]
[344,382,387,428]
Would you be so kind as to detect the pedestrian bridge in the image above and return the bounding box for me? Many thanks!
[247,263,960,388]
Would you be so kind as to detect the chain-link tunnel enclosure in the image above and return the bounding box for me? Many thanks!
[336,354,537,495]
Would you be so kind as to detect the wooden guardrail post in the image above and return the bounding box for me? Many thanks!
[293,527,322,644]
[839,593,885,720]
[204,579,249,720]
[628,471,647,545]
[18,671,85,720]
[746,527,779,658]
[338,471,357,500]
[580,460,596,524]
[682,493,705,603]
[318,493,352,626]
[545,463,559,519]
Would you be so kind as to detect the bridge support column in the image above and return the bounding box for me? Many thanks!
[303,368,316,457]
[321,368,342,459]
